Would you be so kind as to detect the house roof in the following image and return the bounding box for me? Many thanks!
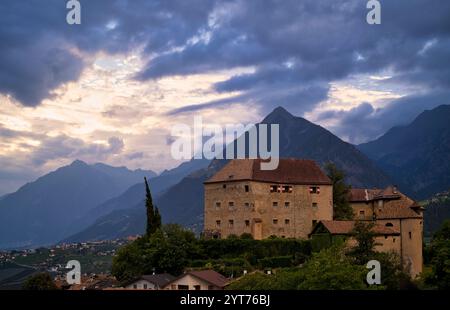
[313,220,400,235]
[376,201,422,219]
[127,273,175,287]
[204,158,332,185]
[164,270,229,289]
[348,186,402,202]
[348,186,422,219]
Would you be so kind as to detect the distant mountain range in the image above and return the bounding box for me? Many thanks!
[3,105,450,248]
[358,104,450,199]
[64,107,393,242]
[0,160,157,249]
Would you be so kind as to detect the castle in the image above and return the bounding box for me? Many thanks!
[203,158,423,277]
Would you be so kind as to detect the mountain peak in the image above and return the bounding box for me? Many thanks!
[263,106,295,123]
[70,159,88,167]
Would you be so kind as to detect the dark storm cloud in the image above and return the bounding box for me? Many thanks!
[0,0,215,106]
[0,0,449,142]
[166,83,329,116]
[140,0,450,122]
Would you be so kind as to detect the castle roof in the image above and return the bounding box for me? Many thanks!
[348,186,402,202]
[312,220,400,235]
[204,158,332,185]
[348,186,422,219]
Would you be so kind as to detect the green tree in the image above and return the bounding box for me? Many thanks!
[228,246,370,290]
[324,162,354,220]
[297,245,369,290]
[111,239,148,283]
[144,177,161,236]
[425,220,450,289]
[374,251,416,290]
[347,221,379,265]
[22,273,58,290]
[112,224,198,283]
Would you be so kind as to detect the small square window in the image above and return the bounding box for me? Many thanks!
[285,219,290,225]
[215,202,221,209]
[244,202,250,209]
[229,219,234,227]
[228,202,234,209]
[309,186,320,194]
[270,185,278,193]
[223,184,227,189]
[216,220,221,227]
[409,232,412,239]
[312,202,318,208]
[245,220,250,227]
[284,202,290,208]
[273,219,278,225]
[282,185,293,193]
[245,185,249,192]
[272,201,278,207]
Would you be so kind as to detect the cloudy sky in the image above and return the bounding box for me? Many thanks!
[0,0,449,195]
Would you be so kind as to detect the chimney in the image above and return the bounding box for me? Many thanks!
[393,185,398,194]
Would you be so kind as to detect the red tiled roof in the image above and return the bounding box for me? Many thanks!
[349,186,422,219]
[376,200,422,219]
[317,220,400,235]
[348,186,402,202]
[204,158,332,185]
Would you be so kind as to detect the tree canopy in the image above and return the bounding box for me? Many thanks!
[324,162,354,220]
[425,220,450,289]
[22,272,58,290]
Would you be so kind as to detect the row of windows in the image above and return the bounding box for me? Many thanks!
[215,201,319,209]
[220,184,321,194]
[216,219,291,228]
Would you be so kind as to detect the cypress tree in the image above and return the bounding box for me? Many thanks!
[154,207,162,230]
[324,162,354,220]
[144,177,158,236]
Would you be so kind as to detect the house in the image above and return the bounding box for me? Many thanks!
[124,273,175,290]
[348,186,423,277]
[310,220,401,253]
[310,186,423,277]
[204,158,333,239]
[163,270,228,290]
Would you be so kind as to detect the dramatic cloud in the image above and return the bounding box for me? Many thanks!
[1,0,450,193]
[316,91,450,144]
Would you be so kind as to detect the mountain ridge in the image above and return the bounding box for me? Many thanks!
[358,104,450,199]
[0,160,156,249]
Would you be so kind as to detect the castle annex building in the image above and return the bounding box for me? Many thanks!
[204,158,333,239]
[204,159,423,277]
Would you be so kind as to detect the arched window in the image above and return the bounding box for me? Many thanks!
[385,223,393,227]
